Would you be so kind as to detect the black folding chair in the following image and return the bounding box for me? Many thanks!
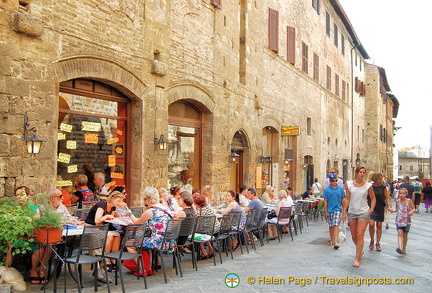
[175,217,197,275]
[64,224,110,293]
[104,224,147,292]
[214,214,233,264]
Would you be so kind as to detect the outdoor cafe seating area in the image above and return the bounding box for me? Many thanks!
[34,198,324,292]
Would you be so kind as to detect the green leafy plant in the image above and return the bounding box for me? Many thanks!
[0,197,36,266]
[30,194,64,230]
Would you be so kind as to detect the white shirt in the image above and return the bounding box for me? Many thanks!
[347,180,372,214]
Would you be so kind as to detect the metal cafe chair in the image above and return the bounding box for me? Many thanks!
[213,214,233,264]
[193,215,217,268]
[243,210,256,252]
[64,224,110,293]
[270,206,294,242]
[228,211,244,254]
[104,224,147,292]
[129,206,143,218]
[175,217,197,275]
[75,208,91,221]
[145,219,181,283]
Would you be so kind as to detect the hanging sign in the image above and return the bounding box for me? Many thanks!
[281,126,300,136]
[111,172,124,180]
[67,165,78,173]
[58,153,71,164]
[60,123,73,133]
[56,180,73,187]
[66,140,77,149]
[81,121,101,132]
[58,133,66,140]
[107,137,119,145]
[84,133,99,144]
[108,155,116,167]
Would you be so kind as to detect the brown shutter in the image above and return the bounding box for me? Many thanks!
[326,66,331,90]
[313,53,319,82]
[342,80,346,101]
[287,26,295,65]
[302,42,308,73]
[268,8,279,52]
[211,0,222,9]
[335,73,339,96]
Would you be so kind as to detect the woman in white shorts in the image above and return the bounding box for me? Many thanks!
[343,166,376,267]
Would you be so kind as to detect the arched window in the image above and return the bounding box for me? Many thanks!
[57,79,130,196]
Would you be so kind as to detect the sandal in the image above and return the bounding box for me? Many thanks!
[199,254,209,260]
[369,240,374,250]
[376,243,382,252]
[106,264,116,272]
[29,276,40,285]
[327,239,334,246]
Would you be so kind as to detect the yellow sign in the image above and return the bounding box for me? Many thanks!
[115,146,123,155]
[107,137,119,145]
[84,133,99,144]
[60,123,73,133]
[108,155,116,167]
[58,153,71,164]
[67,165,78,173]
[111,172,124,180]
[56,180,72,187]
[58,133,66,140]
[281,126,300,136]
[256,166,262,189]
[66,140,77,149]
[82,121,101,132]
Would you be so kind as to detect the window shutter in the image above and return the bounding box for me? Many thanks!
[302,42,308,73]
[342,80,346,101]
[313,53,319,82]
[326,65,331,90]
[287,26,295,65]
[335,73,339,96]
[268,8,279,52]
[211,0,222,9]
[326,11,330,36]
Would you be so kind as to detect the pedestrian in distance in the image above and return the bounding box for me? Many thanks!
[389,188,415,254]
[411,177,423,213]
[421,181,432,213]
[323,173,347,249]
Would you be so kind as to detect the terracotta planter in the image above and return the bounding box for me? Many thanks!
[34,226,63,244]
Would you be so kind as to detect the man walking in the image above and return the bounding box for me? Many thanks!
[400,176,414,201]
[323,173,347,249]
[412,177,423,213]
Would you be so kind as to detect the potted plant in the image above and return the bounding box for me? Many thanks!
[0,196,36,266]
[30,194,64,244]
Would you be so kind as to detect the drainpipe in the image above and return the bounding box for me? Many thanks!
[350,44,360,174]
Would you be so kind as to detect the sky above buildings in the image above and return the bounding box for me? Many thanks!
[338,0,432,150]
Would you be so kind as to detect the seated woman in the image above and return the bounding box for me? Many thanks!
[176,191,196,253]
[221,190,246,250]
[193,192,221,259]
[85,190,124,273]
[127,187,174,276]
[266,190,293,239]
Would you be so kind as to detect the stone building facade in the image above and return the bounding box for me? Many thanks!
[0,0,397,204]
[364,64,399,179]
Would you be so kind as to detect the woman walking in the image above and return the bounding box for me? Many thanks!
[343,166,376,267]
[368,172,392,252]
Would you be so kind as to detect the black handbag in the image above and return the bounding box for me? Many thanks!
[267,210,276,219]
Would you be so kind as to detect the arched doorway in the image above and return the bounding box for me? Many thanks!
[168,101,202,192]
[230,130,249,191]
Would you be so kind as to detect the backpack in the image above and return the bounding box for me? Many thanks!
[413,181,421,192]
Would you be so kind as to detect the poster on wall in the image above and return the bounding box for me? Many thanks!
[256,166,262,189]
